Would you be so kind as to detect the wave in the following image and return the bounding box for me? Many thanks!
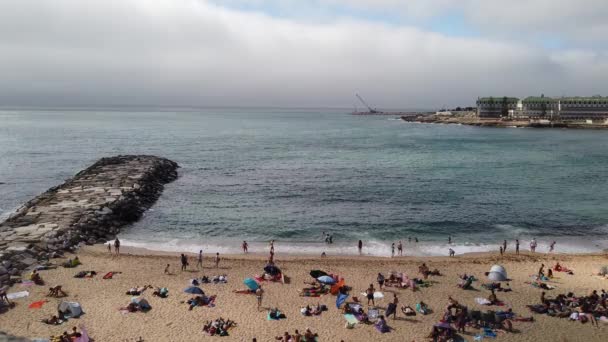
[118,236,608,257]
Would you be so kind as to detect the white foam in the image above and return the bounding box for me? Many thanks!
[118,236,608,257]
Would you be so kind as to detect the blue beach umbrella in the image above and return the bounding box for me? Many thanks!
[184,286,205,295]
[317,275,336,284]
[336,293,349,308]
[244,278,259,291]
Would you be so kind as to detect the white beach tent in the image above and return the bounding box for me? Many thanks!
[488,265,508,281]
[58,301,84,318]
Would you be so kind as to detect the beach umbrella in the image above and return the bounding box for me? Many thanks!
[317,275,336,284]
[243,278,259,291]
[310,270,327,278]
[183,286,205,295]
[264,264,281,276]
[336,293,349,308]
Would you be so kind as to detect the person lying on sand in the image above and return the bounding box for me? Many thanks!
[152,287,169,298]
[126,285,151,296]
[47,285,67,298]
[41,315,62,325]
[401,305,416,316]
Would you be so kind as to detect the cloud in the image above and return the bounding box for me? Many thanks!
[0,0,606,108]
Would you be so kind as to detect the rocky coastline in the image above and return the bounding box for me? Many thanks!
[0,155,178,291]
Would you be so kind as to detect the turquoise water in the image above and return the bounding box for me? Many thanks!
[1,109,608,256]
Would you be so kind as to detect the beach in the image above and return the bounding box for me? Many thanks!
[1,246,607,341]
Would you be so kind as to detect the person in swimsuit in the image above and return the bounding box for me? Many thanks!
[366,284,375,306]
[114,238,120,255]
[397,241,403,256]
[358,240,363,255]
[215,253,220,268]
[256,285,264,311]
[197,250,203,269]
[242,241,248,253]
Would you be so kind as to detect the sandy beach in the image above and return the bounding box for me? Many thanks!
[1,246,607,341]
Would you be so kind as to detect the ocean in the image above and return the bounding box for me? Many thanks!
[1,108,608,256]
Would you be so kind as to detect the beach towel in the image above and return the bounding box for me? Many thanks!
[483,327,497,338]
[29,300,47,309]
[416,303,428,315]
[20,281,34,287]
[103,272,114,279]
[475,298,492,305]
[74,324,90,342]
[344,314,358,325]
[7,291,29,300]
[375,320,390,333]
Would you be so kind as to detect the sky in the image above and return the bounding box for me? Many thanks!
[0,0,607,109]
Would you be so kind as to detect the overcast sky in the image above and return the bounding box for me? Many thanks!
[0,0,606,109]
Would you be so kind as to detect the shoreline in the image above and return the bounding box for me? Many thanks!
[400,115,608,129]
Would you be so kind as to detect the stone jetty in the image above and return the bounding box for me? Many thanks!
[0,155,178,290]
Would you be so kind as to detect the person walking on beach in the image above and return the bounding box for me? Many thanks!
[358,240,363,255]
[397,241,403,256]
[449,248,455,257]
[114,238,120,255]
[164,263,171,274]
[214,252,220,268]
[180,253,188,271]
[107,242,111,254]
[499,246,503,256]
[390,293,399,320]
[377,273,385,290]
[269,240,275,253]
[255,285,264,311]
[530,238,537,253]
[538,263,545,278]
[549,241,556,253]
[515,239,520,255]
[391,243,395,257]
[242,241,248,253]
[196,250,203,269]
[503,240,507,253]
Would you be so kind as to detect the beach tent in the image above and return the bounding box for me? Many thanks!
[131,297,151,311]
[58,301,83,318]
[184,286,205,295]
[310,270,327,279]
[244,278,259,291]
[317,275,336,284]
[488,265,508,281]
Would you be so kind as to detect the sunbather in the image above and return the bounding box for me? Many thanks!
[47,285,67,298]
[152,287,169,298]
[401,305,416,316]
[30,270,44,285]
[126,285,151,296]
[41,315,61,325]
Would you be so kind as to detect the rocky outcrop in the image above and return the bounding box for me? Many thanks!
[0,155,178,290]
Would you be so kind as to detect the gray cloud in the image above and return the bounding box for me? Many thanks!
[0,0,606,109]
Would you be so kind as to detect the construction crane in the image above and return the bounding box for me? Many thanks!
[356,94,381,114]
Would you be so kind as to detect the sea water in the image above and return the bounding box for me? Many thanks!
[1,108,608,256]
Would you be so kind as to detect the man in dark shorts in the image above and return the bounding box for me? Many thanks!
[114,238,120,255]
[181,254,188,271]
[366,284,375,306]
[358,240,363,255]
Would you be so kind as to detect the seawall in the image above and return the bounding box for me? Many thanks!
[0,155,178,289]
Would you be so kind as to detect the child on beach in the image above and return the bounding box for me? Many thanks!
[255,285,264,311]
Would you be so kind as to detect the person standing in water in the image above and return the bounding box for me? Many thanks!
[242,241,248,254]
[448,235,452,244]
[196,250,203,269]
[503,240,507,253]
[391,243,395,257]
[397,241,403,256]
[549,241,556,253]
[408,237,411,243]
[515,239,520,255]
[530,238,537,253]
[449,248,455,257]
[358,240,363,255]
[415,237,419,243]
[114,238,120,255]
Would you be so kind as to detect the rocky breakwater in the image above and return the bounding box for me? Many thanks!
[0,155,178,290]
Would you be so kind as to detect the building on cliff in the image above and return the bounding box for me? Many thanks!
[477,95,608,121]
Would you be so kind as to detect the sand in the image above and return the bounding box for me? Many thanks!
[1,246,607,341]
